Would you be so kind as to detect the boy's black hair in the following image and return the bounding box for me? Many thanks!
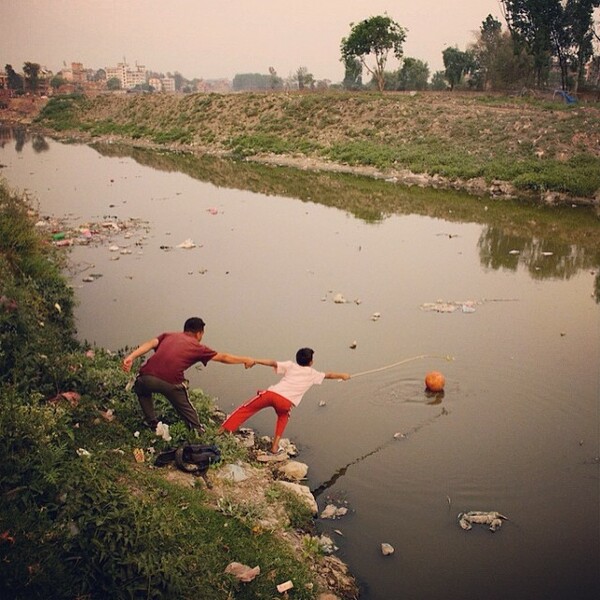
[184,317,206,333]
[296,347,314,366]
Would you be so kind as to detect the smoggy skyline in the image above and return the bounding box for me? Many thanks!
[2,0,505,81]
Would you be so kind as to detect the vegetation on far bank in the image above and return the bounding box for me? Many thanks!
[35,91,600,200]
[0,181,351,599]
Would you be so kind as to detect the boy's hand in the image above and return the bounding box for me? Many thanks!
[122,357,133,372]
[244,359,256,369]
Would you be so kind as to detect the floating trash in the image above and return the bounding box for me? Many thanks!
[458,511,508,532]
[381,543,395,555]
[176,238,196,249]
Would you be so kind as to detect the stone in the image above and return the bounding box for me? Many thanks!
[320,504,348,519]
[275,481,318,514]
[277,460,308,481]
[381,543,394,555]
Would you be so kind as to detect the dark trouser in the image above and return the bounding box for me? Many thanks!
[133,375,204,433]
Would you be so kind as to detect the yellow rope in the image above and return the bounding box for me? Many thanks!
[351,354,454,379]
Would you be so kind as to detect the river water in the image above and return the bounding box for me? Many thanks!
[1,126,599,600]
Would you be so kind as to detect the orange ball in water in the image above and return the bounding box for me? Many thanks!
[425,371,445,392]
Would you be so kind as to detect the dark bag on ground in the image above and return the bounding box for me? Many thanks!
[155,443,221,486]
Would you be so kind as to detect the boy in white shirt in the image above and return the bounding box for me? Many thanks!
[219,347,350,453]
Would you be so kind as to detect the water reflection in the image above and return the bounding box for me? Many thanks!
[0,127,598,300]
[91,141,600,300]
[0,126,49,154]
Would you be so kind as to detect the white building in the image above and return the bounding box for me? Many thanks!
[105,61,147,89]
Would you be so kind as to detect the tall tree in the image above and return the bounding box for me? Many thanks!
[396,57,430,90]
[342,56,363,90]
[475,15,504,90]
[5,64,23,91]
[502,0,599,90]
[268,67,283,90]
[294,66,314,90]
[500,0,562,87]
[564,0,600,91]
[442,47,476,90]
[23,62,41,92]
[340,15,407,92]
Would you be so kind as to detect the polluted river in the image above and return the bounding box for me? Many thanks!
[1,127,599,600]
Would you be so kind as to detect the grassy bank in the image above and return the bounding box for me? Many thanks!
[34,91,600,202]
[0,181,356,599]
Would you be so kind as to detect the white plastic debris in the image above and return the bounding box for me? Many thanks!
[155,421,172,442]
[176,238,196,249]
[76,448,91,458]
[333,293,347,304]
[371,312,381,321]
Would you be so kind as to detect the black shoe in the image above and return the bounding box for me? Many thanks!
[147,419,159,430]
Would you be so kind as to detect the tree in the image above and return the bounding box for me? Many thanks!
[91,69,106,82]
[500,0,561,87]
[342,56,363,90]
[294,66,314,90]
[430,70,449,90]
[501,0,599,90]
[340,14,407,92]
[564,0,600,91]
[474,15,504,90]
[50,75,67,91]
[5,64,23,92]
[23,62,41,93]
[232,73,271,91]
[268,67,283,90]
[442,47,476,90]
[106,77,121,91]
[396,57,429,90]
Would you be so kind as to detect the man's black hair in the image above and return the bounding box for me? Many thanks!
[296,347,314,366]
[184,317,206,333]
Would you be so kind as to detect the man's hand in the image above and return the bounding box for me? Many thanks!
[244,359,256,369]
[122,357,133,372]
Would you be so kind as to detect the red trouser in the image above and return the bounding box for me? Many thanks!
[221,390,293,438]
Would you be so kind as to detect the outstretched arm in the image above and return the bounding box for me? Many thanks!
[325,371,351,381]
[253,358,277,369]
[212,352,267,369]
[122,338,159,372]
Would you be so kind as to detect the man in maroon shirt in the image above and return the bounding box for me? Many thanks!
[122,317,256,435]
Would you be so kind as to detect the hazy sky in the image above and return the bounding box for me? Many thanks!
[2,0,505,81]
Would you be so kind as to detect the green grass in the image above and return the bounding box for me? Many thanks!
[37,91,600,200]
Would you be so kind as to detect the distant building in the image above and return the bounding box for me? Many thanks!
[160,77,176,92]
[105,60,147,89]
[148,77,162,91]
